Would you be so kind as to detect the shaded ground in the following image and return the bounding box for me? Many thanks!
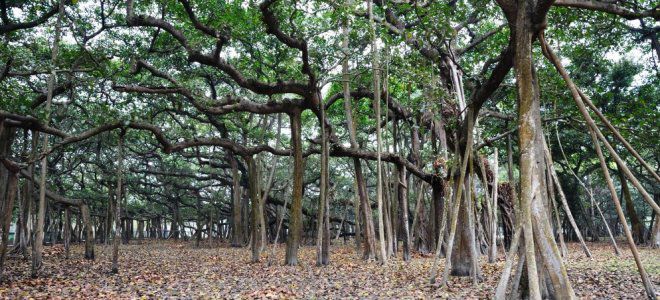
[1,241,658,299]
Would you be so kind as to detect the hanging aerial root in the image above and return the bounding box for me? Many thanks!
[539,36,659,217]
[494,228,521,300]
[555,124,620,255]
[539,33,657,300]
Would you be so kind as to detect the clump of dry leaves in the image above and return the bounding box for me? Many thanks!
[1,241,657,298]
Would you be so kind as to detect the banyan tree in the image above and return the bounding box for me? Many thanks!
[0,0,658,298]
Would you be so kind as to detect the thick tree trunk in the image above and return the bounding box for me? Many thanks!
[511,3,574,296]
[437,110,474,285]
[285,110,304,265]
[248,156,264,262]
[451,174,481,278]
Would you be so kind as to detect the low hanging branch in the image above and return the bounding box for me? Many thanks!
[552,0,660,20]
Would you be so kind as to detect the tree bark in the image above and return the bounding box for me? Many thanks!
[437,110,473,285]
[12,129,31,258]
[510,4,575,296]
[618,169,645,244]
[368,0,387,264]
[111,131,125,274]
[397,164,411,261]
[490,152,499,261]
[0,164,18,280]
[80,203,95,259]
[64,207,71,259]
[341,10,375,259]
[230,151,243,247]
[316,90,330,265]
[285,110,304,265]
[248,156,264,262]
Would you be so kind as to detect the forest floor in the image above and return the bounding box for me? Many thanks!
[1,240,658,299]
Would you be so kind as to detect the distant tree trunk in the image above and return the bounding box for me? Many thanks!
[397,164,411,261]
[383,167,394,258]
[618,169,645,244]
[546,148,592,257]
[122,218,131,244]
[451,175,481,277]
[412,180,429,253]
[478,155,495,263]
[490,152,499,261]
[285,110,304,265]
[497,183,515,248]
[102,189,110,244]
[0,160,18,281]
[74,211,82,243]
[80,204,94,259]
[0,124,8,229]
[430,178,443,254]
[173,200,181,239]
[248,156,264,262]
[13,129,32,258]
[64,207,71,259]
[650,211,660,248]
[230,152,242,247]
[137,220,145,239]
[196,194,202,248]
[111,130,125,274]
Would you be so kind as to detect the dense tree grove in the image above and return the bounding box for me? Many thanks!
[0,0,658,298]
